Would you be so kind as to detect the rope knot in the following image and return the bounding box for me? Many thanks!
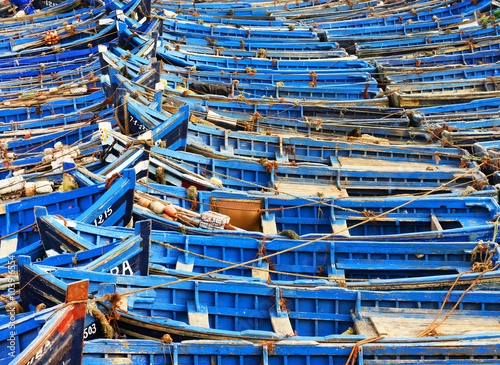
[105,173,123,190]
[309,71,317,87]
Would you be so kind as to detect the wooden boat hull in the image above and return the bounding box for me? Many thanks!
[0,280,87,364]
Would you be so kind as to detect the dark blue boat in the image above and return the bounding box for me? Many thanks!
[0,0,499,361]
[0,279,87,364]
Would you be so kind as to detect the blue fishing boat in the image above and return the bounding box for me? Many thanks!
[108,73,191,147]
[34,212,500,290]
[312,0,488,27]
[473,140,500,185]
[375,49,500,68]
[161,0,370,17]
[439,128,500,148]
[0,89,106,124]
[157,46,376,73]
[168,43,348,60]
[158,0,487,26]
[324,17,476,39]
[355,26,500,57]
[160,76,383,103]
[186,122,469,166]
[0,279,87,364]
[204,112,429,143]
[0,60,98,85]
[38,201,500,243]
[37,221,150,273]
[0,97,112,133]
[125,50,376,86]
[166,6,474,32]
[0,0,83,21]
[1,114,107,157]
[0,164,139,278]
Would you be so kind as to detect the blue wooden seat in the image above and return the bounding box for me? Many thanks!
[336,259,471,273]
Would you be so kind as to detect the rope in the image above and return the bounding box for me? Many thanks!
[345,336,384,365]
[105,173,123,190]
[53,215,67,227]
[493,218,499,243]
[0,222,36,242]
